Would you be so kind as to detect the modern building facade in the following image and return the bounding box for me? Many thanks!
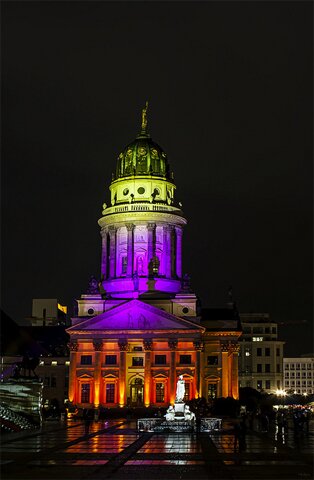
[283,355,314,395]
[238,313,284,393]
[66,106,242,409]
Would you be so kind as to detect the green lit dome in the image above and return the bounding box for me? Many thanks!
[115,132,171,180]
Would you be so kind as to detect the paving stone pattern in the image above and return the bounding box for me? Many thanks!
[1,418,313,479]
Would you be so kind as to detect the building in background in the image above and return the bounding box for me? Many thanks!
[283,355,314,395]
[238,313,284,393]
[26,299,67,326]
[66,106,242,409]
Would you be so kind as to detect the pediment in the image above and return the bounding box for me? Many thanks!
[68,299,204,333]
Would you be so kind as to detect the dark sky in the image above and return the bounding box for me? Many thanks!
[2,1,313,356]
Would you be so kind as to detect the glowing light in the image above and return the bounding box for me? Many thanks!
[275,389,286,396]
[58,303,67,314]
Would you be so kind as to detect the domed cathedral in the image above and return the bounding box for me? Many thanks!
[99,101,186,297]
[67,104,241,410]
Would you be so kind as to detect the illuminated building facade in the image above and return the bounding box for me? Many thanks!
[67,105,241,408]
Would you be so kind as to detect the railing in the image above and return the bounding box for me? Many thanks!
[102,203,182,216]
[137,417,222,433]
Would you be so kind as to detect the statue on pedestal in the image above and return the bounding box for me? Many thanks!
[164,405,175,422]
[176,375,185,402]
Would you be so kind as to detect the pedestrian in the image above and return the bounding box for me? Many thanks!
[233,421,241,452]
[83,408,92,436]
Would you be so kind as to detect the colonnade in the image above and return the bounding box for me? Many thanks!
[100,223,183,280]
[67,339,205,407]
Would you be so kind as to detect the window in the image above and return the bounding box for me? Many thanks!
[290,364,295,369]
[265,380,271,390]
[265,327,270,334]
[51,376,57,387]
[301,364,306,370]
[81,355,92,365]
[122,256,127,274]
[276,348,280,356]
[207,355,218,366]
[105,355,117,365]
[276,364,280,373]
[242,327,251,334]
[51,361,57,366]
[133,346,143,352]
[253,327,263,334]
[132,357,144,367]
[155,355,166,365]
[257,348,262,356]
[265,348,270,357]
[265,364,271,373]
[156,383,165,403]
[257,380,262,390]
[180,355,191,365]
[276,380,280,388]
[272,327,277,334]
[208,383,217,400]
[285,364,289,370]
[81,384,90,403]
[44,377,50,387]
[106,384,115,403]
[257,364,262,373]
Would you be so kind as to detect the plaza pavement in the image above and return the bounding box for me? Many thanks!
[0,417,313,480]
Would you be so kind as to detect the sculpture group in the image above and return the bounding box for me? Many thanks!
[164,375,195,423]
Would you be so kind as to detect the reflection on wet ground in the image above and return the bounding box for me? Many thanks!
[0,418,313,479]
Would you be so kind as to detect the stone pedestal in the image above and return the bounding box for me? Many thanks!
[174,402,185,419]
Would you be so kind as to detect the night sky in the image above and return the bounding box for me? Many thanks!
[2,2,313,356]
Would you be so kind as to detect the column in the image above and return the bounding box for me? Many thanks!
[220,341,229,398]
[108,226,116,278]
[147,223,156,264]
[165,226,173,278]
[68,341,78,403]
[126,223,134,277]
[100,228,108,279]
[228,348,233,397]
[168,340,177,404]
[93,340,103,407]
[143,340,153,407]
[118,341,128,407]
[232,344,240,399]
[175,226,183,279]
[193,341,203,398]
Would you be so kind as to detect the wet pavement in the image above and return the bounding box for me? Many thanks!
[1,418,313,479]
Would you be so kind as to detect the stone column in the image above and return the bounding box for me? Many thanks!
[118,341,128,407]
[175,226,183,279]
[168,340,178,404]
[147,223,156,264]
[220,341,229,398]
[231,344,240,399]
[165,226,173,278]
[100,228,108,280]
[193,341,203,398]
[143,340,153,407]
[228,348,233,397]
[126,223,134,277]
[108,226,116,279]
[68,341,78,404]
[93,340,103,407]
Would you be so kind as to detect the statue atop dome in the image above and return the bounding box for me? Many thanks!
[141,101,148,134]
